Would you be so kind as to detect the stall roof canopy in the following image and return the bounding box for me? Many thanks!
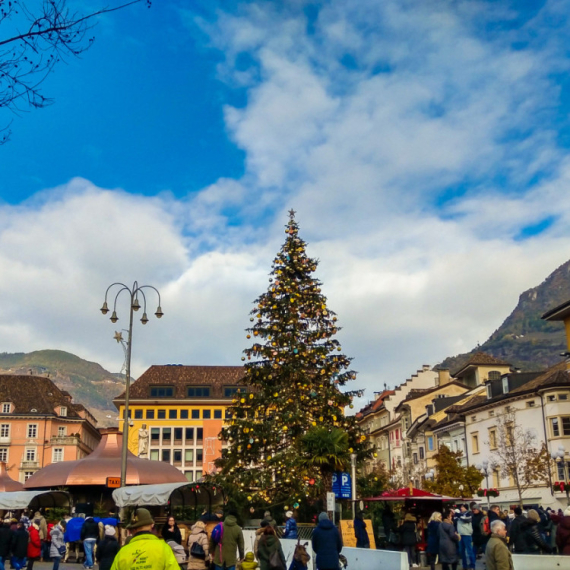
[112,482,223,508]
[0,490,70,510]
[363,487,463,502]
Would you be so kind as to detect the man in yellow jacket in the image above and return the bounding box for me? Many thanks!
[110,508,179,570]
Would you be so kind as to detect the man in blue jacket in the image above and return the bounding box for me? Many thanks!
[311,513,342,570]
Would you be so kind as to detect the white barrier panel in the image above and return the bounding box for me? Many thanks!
[243,530,408,570]
[513,555,568,570]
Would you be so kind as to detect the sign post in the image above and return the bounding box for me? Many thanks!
[326,492,336,524]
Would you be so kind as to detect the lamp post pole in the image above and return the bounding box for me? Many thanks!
[100,281,163,488]
[351,453,357,519]
[477,460,491,510]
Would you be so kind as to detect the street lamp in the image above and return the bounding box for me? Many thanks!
[100,281,163,487]
[476,460,491,509]
[425,468,435,482]
[551,445,570,504]
[351,453,357,519]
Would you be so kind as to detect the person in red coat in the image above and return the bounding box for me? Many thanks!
[556,507,570,555]
[27,521,42,570]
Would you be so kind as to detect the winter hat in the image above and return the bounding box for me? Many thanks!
[192,521,206,531]
[244,552,255,562]
[286,511,293,518]
[127,508,154,529]
[104,525,115,537]
[527,509,540,522]
[318,512,329,522]
[564,506,570,517]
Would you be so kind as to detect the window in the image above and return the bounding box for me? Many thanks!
[427,436,434,451]
[486,385,492,399]
[0,448,7,462]
[505,423,514,446]
[489,410,495,417]
[186,387,210,398]
[492,469,500,488]
[173,450,182,464]
[472,433,479,453]
[161,449,171,462]
[560,394,568,401]
[150,450,159,461]
[185,471,194,482]
[197,428,203,441]
[191,410,199,419]
[52,448,64,463]
[471,416,477,422]
[169,410,177,419]
[25,448,36,462]
[157,410,166,420]
[563,417,570,436]
[489,371,501,381]
[185,450,194,463]
[196,449,203,463]
[146,409,155,420]
[419,447,425,460]
[552,418,560,437]
[502,377,509,394]
[151,428,160,442]
[174,428,183,442]
[162,428,171,443]
[27,424,38,439]
[224,387,246,398]
[24,471,35,481]
[180,410,188,419]
[0,424,9,438]
[150,386,174,398]
[1,403,10,414]
[185,428,194,442]
[526,401,535,408]
[557,462,570,480]
[489,429,497,449]
[203,410,211,419]
[548,395,556,402]
[134,410,143,419]
[58,426,66,436]
[60,407,67,417]
[214,410,222,419]
[413,453,418,464]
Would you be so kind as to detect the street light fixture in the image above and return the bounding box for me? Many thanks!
[551,445,570,504]
[100,281,163,487]
[476,460,491,510]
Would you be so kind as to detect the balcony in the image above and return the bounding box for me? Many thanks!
[0,436,11,445]
[20,461,40,469]
[50,436,80,445]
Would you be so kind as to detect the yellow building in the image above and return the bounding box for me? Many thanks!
[113,365,243,481]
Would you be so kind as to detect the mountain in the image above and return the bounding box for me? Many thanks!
[0,350,125,426]
[439,259,570,374]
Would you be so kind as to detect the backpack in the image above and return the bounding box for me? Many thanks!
[211,522,224,545]
[269,548,286,570]
[293,540,310,566]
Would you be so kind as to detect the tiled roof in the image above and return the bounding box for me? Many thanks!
[394,381,469,411]
[509,361,569,394]
[118,365,245,400]
[357,389,395,418]
[452,351,510,376]
[0,375,85,418]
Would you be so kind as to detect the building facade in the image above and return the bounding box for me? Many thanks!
[0,374,100,483]
[113,365,244,481]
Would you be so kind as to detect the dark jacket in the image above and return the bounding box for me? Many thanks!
[257,534,286,570]
[161,524,182,545]
[96,536,120,570]
[11,527,29,558]
[438,521,460,564]
[312,519,342,570]
[520,519,551,554]
[555,516,570,555]
[472,511,484,546]
[354,517,370,548]
[81,518,99,541]
[209,515,244,568]
[507,515,526,553]
[398,519,418,546]
[0,525,13,558]
[426,521,440,555]
[283,518,298,539]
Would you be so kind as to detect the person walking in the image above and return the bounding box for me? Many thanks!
[438,508,460,570]
[80,516,99,570]
[49,521,66,570]
[283,511,298,540]
[353,511,370,549]
[110,508,179,570]
[209,510,244,570]
[470,504,484,559]
[311,512,342,570]
[11,522,29,570]
[485,520,513,570]
[519,509,551,554]
[26,520,41,570]
[426,512,441,570]
[161,517,182,545]
[257,526,286,570]
[398,513,418,567]
[506,508,525,553]
[457,504,475,570]
[95,526,119,570]
[556,506,570,555]
[0,519,14,570]
[187,521,209,570]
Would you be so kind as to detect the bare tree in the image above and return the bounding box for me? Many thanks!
[0,0,151,142]
[490,410,550,508]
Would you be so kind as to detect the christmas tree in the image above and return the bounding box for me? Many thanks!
[216,210,370,508]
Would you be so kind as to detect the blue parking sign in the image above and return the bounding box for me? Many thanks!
[332,472,352,499]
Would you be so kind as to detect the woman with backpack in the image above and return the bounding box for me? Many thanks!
[49,520,67,570]
[187,521,209,570]
[257,526,286,570]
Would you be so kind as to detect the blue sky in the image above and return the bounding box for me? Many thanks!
[2,0,570,416]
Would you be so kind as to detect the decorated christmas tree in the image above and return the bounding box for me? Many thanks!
[215,210,370,508]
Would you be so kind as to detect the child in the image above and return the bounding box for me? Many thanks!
[241,551,259,570]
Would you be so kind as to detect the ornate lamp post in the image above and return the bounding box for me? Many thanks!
[551,445,570,504]
[100,281,163,487]
[476,460,491,509]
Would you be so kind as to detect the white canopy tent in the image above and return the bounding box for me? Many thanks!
[0,490,70,511]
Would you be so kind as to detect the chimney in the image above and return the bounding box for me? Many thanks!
[437,368,451,386]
